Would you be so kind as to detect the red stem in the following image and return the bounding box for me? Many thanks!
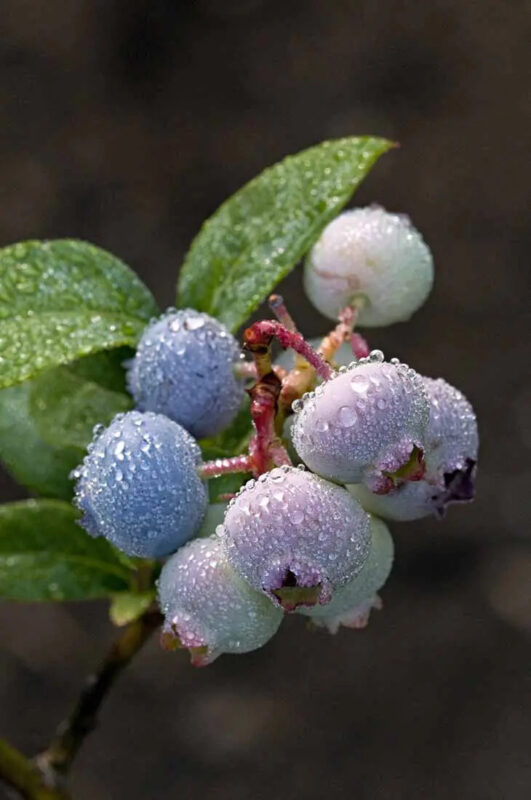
[244,320,332,381]
[199,455,253,479]
[247,372,291,474]
[351,332,370,359]
[268,294,297,331]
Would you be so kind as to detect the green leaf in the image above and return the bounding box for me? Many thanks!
[0,499,132,601]
[177,136,393,331]
[0,239,158,389]
[0,349,133,496]
[109,590,156,626]
[67,347,134,393]
[0,381,80,499]
[29,366,132,450]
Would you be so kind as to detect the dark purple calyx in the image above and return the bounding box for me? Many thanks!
[434,458,476,516]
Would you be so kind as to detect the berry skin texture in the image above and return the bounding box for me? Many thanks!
[127,308,245,438]
[73,410,207,557]
[220,466,371,611]
[350,376,478,520]
[292,354,429,489]
[298,516,394,633]
[158,535,282,666]
[304,206,434,326]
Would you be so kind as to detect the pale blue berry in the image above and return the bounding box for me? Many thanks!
[304,206,434,326]
[73,410,207,557]
[220,466,370,611]
[128,308,245,438]
[350,376,478,520]
[298,516,394,632]
[158,535,282,666]
[292,356,429,489]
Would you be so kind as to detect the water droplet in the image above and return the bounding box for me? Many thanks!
[291,508,304,524]
[351,375,370,394]
[338,406,357,427]
[185,315,205,330]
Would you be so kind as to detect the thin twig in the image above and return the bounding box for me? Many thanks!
[0,738,69,800]
[37,609,162,779]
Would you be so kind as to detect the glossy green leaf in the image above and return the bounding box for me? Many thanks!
[67,347,134,393]
[0,239,158,388]
[0,350,133,497]
[0,381,80,499]
[177,137,393,331]
[30,367,132,450]
[0,500,132,601]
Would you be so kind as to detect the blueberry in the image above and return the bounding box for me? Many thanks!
[128,309,245,438]
[304,206,434,326]
[158,535,282,666]
[73,410,207,557]
[219,466,370,611]
[350,376,478,520]
[292,354,429,489]
[298,516,394,633]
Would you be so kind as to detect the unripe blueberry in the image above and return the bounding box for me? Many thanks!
[304,206,434,326]
[128,308,245,438]
[292,353,429,490]
[220,466,371,611]
[350,376,478,520]
[158,535,282,666]
[73,411,207,557]
[298,516,394,633]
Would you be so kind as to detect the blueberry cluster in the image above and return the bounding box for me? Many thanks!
[73,206,478,666]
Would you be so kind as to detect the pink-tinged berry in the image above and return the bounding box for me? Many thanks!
[304,206,434,326]
[220,466,370,611]
[292,352,429,489]
[158,535,282,666]
[350,376,478,520]
[298,516,393,633]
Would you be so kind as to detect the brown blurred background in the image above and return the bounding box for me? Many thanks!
[1,1,530,798]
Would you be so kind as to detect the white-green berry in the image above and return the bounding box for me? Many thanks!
[298,516,394,633]
[158,535,282,666]
[304,206,434,326]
